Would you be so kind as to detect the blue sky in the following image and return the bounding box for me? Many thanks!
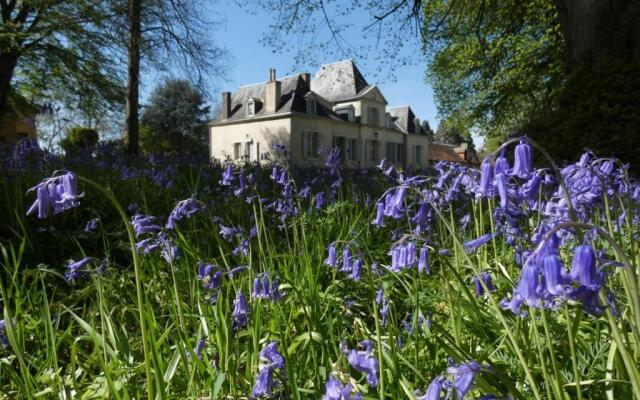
[207,3,441,131]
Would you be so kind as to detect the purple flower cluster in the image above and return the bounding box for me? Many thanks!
[251,341,285,398]
[341,340,379,387]
[252,273,283,301]
[417,359,484,400]
[166,198,204,229]
[322,375,362,400]
[27,171,83,219]
[324,244,364,281]
[196,262,223,304]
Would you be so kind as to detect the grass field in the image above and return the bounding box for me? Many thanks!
[1,138,639,399]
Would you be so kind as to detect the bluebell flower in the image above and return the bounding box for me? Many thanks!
[270,166,279,181]
[259,341,285,369]
[372,202,385,227]
[232,290,249,331]
[234,172,248,196]
[464,233,494,253]
[542,254,570,296]
[447,359,482,399]
[65,257,93,282]
[495,173,508,209]
[323,375,362,400]
[219,225,241,240]
[344,341,379,387]
[570,245,603,290]
[84,217,100,232]
[522,174,541,202]
[195,338,205,360]
[348,259,362,281]
[380,300,390,325]
[325,147,341,171]
[416,375,449,400]
[478,158,494,197]
[166,198,203,229]
[376,288,384,305]
[341,248,353,272]
[324,244,337,268]
[27,172,83,218]
[0,319,8,348]
[511,141,533,179]
[418,247,430,274]
[501,259,541,315]
[131,215,162,237]
[251,366,274,398]
[219,164,233,186]
[277,169,288,185]
[493,155,509,176]
[315,191,326,209]
[472,271,496,296]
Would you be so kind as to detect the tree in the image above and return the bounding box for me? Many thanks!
[434,119,472,148]
[108,0,228,156]
[0,1,124,122]
[60,126,99,154]
[421,119,434,142]
[140,78,209,155]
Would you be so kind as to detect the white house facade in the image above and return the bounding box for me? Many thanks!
[209,60,431,169]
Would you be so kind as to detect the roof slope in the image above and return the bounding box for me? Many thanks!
[388,106,416,134]
[310,60,369,102]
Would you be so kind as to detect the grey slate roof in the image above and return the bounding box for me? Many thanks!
[310,60,369,102]
[388,106,416,134]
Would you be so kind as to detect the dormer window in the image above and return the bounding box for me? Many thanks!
[334,105,355,122]
[306,98,316,115]
[247,99,256,117]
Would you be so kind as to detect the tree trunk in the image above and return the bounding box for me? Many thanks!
[124,0,141,156]
[554,0,640,68]
[0,54,19,121]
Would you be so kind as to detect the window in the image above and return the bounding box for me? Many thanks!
[367,140,379,163]
[385,142,396,162]
[396,143,404,163]
[245,142,253,160]
[414,145,422,166]
[247,99,255,116]
[306,98,316,115]
[304,131,320,158]
[233,142,242,160]
[368,106,380,127]
[335,107,354,122]
[347,138,358,161]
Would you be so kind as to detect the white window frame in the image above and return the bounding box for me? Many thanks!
[368,106,380,127]
[305,131,320,159]
[247,99,255,117]
[233,142,242,160]
[306,98,316,115]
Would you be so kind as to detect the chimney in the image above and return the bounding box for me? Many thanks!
[221,91,231,119]
[301,73,311,87]
[265,68,281,113]
[414,118,421,134]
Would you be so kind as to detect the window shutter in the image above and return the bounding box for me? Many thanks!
[254,142,260,162]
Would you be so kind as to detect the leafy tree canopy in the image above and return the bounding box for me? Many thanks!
[140,78,210,155]
[434,119,474,149]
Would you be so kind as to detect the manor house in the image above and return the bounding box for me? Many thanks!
[209,60,431,168]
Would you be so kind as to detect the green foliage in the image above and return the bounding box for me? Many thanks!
[424,0,564,139]
[434,119,474,149]
[140,79,210,155]
[60,126,99,154]
[526,61,640,172]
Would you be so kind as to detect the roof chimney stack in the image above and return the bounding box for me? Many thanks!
[265,68,281,113]
[301,73,311,87]
[221,91,231,119]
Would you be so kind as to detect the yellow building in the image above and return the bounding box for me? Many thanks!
[210,60,431,169]
[0,92,38,145]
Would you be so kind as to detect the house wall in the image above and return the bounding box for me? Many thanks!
[210,117,292,164]
[0,116,37,144]
[210,113,430,170]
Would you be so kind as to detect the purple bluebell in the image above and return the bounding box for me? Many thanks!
[472,271,496,296]
[315,191,326,209]
[325,147,341,171]
[136,238,162,255]
[259,341,285,369]
[380,301,390,325]
[501,259,541,315]
[231,290,249,331]
[495,173,508,208]
[372,202,385,227]
[570,245,603,290]
[166,198,203,229]
[416,375,448,400]
[195,338,205,360]
[418,247,430,274]
[511,141,533,179]
[84,217,100,232]
[219,225,241,240]
[464,233,494,253]
[447,360,482,399]
[345,340,379,387]
[298,185,310,198]
[522,174,541,202]
[542,254,570,296]
[270,166,279,181]
[478,158,493,197]
[493,155,509,176]
[385,186,407,219]
[349,259,362,281]
[324,244,338,268]
[341,248,352,272]
[131,215,162,237]
[26,184,53,218]
[0,319,8,348]
[26,172,83,218]
[219,164,233,186]
[322,375,362,400]
[277,169,288,185]
[234,172,248,196]
[251,366,274,398]
[64,257,93,282]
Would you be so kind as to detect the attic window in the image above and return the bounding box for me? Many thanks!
[335,107,354,122]
[247,99,256,117]
[306,98,316,115]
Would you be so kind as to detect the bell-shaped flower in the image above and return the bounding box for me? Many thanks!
[570,245,603,290]
[542,254,571,296]
[324,244,337,268]
[418,247,430,274]
[371,202,385,227]
[511,141,533,179]
[231,290,249,331]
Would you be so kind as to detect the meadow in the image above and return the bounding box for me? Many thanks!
[1,138,639,399]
